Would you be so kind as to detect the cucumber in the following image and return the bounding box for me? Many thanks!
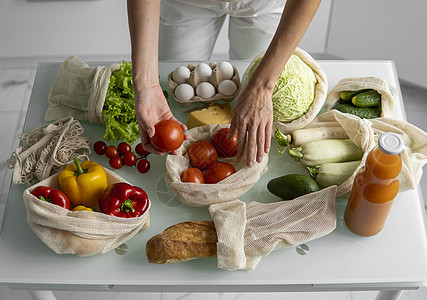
[307,160,361,187]
[267,174,319,201]
[351,90,381,107]
[288,139,364,167]
[335,103,381,119]
[340,89,373,101]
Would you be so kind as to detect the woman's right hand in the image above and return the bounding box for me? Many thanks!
[134,83,187,156]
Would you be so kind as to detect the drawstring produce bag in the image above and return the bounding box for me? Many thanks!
[7,117,90,185]
[324,76,395,118]
[240,47,328,134]
[23,169,151,256]
[45,55,120,123]
[165,124,269,207]
[306,110,427,196]
[208,187,337,271]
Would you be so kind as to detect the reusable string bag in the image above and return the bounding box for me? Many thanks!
[166,123,337,270]
[308,110,427,196]
[165,123,269,207]
[23,169,151,256]
[324,76,395,118]
[7,117,90,185]
[45,55,120,123]
[240,47,328,134]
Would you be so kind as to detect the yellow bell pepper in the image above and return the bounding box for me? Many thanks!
[59,158,108,208]
[72,205,93,212]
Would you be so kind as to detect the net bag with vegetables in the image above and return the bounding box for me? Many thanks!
[241,47,328,133]
[165,123,269,207]
[45,56,146,145]
[324,76,395,118]
[23,168,151,256]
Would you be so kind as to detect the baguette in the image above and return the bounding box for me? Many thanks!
[146,221,217,264]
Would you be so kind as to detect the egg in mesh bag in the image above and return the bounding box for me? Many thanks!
[165,124,268,207]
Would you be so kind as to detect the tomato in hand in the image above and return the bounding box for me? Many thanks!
[150,120,184,153]
[181,168,206,184]
[187,140,217,169]
[211,128,238,157]
[206,162,236,184]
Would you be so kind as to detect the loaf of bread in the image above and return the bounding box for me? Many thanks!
[146,221,218,264]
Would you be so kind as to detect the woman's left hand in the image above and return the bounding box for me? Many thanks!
[228,83,273,167]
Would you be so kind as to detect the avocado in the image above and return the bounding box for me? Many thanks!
[267,174,320,201]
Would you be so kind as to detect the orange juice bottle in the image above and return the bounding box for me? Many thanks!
[344,132,404,237]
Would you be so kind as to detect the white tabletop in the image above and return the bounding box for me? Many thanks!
[0,60,426,292]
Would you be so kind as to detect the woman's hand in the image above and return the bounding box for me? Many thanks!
[229,82,273,167]
[134,83,187,156]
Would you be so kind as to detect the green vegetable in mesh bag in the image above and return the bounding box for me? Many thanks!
[245,54,317,123]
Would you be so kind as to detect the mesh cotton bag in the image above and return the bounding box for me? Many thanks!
[7,117,90,185]
[165,123,269,207]
[208,186,337,270]
[45,55,120,123]
[324,76,395,117]
[23,169,151,256]
[308,110,427,195]
[241,47,328,134]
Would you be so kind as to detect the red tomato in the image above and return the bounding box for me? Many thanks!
[150,120,184,153]
[206,162,236,184]
[181,168,206,184]
[187,140,217,169]
[211,128,238,157]
[117,142,132,155]
[105,145,118,158]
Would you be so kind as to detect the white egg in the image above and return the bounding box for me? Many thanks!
[194,63,212,82]
[217,61,234,80]
[174,83,195,101]
[196,82,216,99]
[218,80,237,96]
[172,66,190,84]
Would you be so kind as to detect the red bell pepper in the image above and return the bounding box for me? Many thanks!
[98,182,149,218]
[31,186,71,210]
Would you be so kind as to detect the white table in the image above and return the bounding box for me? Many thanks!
[1,60,426,300]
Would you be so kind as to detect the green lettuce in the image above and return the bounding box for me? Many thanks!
[246,54,317,123]
[102,60,139,145]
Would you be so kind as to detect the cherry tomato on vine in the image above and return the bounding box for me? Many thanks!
[150,120,184,153]
[136,159,151,174]
[211,128,238,157]
[123,152,137,166]
[206,162,236,184]
[181,168,206,184]
[93,141,107,155]
[105,146,119,158]
[117,142,132,155]
[187,140,217,170]
[135,143,150,157]
[109,156,123,169]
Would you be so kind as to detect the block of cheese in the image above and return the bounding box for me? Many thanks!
[186,103,233,129]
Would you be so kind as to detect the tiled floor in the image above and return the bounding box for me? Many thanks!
[0,64,426,300]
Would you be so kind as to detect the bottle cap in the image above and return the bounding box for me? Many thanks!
[378,132,404,155]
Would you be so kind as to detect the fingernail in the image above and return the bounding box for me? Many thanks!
[248,161,253,167]
[147,128,153,137]
[266,147,270,154]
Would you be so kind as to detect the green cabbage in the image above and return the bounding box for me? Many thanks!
[246,54,317,123]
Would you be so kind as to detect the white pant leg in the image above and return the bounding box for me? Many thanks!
[159,0,227,60]
[228,0,286,60]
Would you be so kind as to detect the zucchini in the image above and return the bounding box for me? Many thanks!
[335,103,381,119]
[340,89,373,101]
[307,160,361,187]
[288,139,364,167]
[351,90,381,107]
[267,174,319,201]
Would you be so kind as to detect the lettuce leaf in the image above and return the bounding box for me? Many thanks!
[102,61,139,145]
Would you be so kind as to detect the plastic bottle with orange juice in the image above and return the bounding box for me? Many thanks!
[344,132,404,237]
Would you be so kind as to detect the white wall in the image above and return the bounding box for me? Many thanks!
[0,0,331,66]
[327,0,427,88]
